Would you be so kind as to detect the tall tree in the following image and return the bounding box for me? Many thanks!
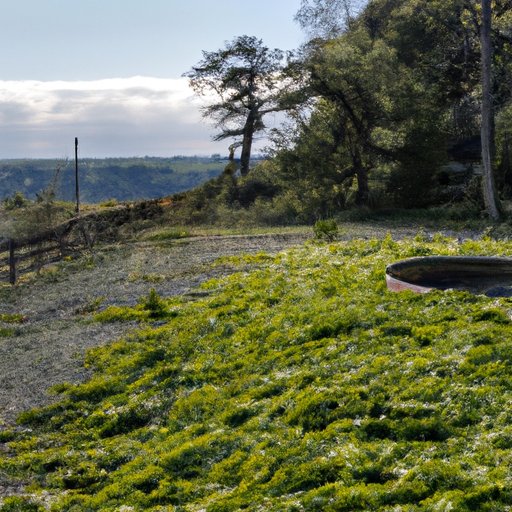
[185,36,288,176]
[480,0,501,220]
[304,29,404,205]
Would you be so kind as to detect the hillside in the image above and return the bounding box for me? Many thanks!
[1,226,512,510]
[0,157,233,203]
[0,229,310,426]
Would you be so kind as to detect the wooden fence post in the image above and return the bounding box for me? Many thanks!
[9,239,16,285]
[75,137,80,215]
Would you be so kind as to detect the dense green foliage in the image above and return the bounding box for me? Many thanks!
[170,0,512,224]
[0,157,230,203]
[3,236,512,510]
[254,0,512,215]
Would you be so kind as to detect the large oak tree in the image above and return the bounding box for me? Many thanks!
[185,35,289,176]
[279,0,512,212]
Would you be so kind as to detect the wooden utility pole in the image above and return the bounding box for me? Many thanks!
[75,137,80,215]
[480,0,501,220]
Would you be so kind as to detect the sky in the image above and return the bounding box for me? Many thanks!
[0,0,305,159]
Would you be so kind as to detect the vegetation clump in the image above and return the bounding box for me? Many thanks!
[94,289,176,323]
[140,288,169,319]
[3,236,512,510]
[0,313,26,324]
[313,218,339,241]
[2,191,28,210]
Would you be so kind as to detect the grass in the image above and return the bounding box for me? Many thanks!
[0,313,25,339]
[140,227,192,242]
[138,223,312,239]
[2,233,512,510]
[0,313,25,324]
[0,327,15,338]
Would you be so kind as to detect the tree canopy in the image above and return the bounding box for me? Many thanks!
[185,35,290,176]
[181,0,511,223]
[262,0,512,216]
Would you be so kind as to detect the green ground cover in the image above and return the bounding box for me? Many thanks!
[2,235,512,511]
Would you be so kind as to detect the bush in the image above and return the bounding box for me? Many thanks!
[3,191,28,210]
[313,219,339,241]
[140,288,168,319]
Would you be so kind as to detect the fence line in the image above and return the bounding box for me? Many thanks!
[0,215,94,285]
[0,199,165,285]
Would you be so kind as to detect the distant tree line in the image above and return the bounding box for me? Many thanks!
[0,157,229,203]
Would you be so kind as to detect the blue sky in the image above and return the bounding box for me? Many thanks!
[0,0,304,158]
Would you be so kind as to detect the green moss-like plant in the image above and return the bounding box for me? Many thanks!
[0,496,44,511]
[313,218,339,241]
[0,313,26,324]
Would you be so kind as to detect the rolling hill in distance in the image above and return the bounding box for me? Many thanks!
[0,156,239,203]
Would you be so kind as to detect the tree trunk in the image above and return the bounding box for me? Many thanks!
[480,0,501,220]
[240,109,257,176]
[353,148,369,206]
[355,167,369,206]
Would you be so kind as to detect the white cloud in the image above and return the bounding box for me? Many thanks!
[0,76,228,158]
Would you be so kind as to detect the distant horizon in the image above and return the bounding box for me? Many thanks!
[0,153,266,161]
[0,2,304,159]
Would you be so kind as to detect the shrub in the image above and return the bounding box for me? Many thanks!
[3,191,28,210]
[313,219,339,241]
[140,288,168,319]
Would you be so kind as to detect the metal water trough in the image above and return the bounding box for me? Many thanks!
[386,256,512,297]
